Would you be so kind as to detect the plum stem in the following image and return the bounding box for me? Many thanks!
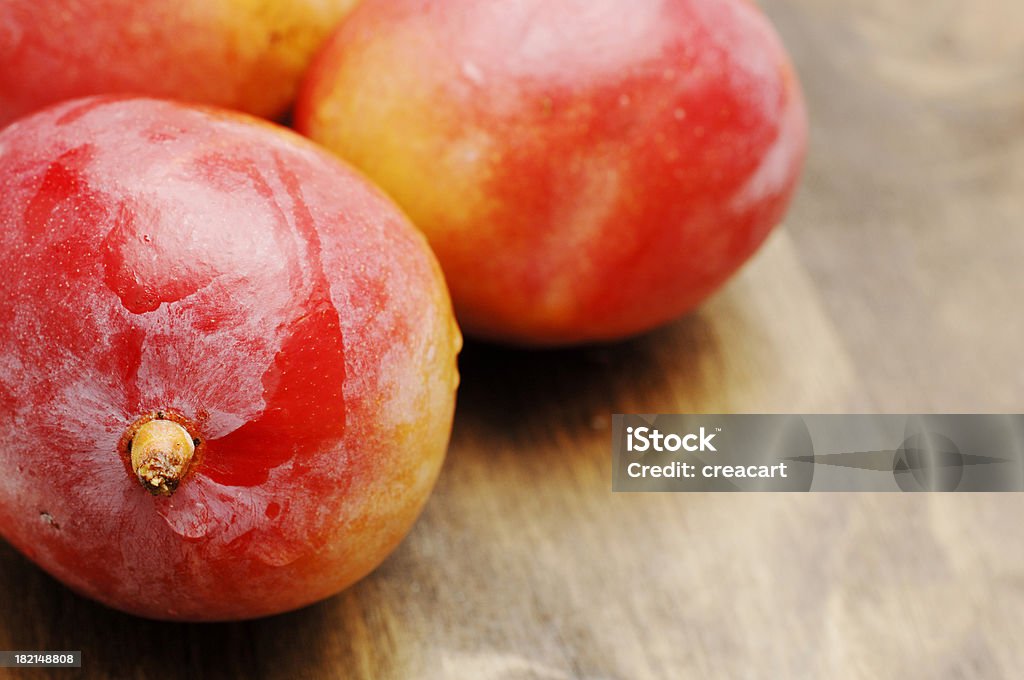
[129,419,196,496]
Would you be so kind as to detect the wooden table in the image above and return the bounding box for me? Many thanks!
[2,1,1023,677]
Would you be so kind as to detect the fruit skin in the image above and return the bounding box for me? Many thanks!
[0,96,461,621]
[0,0,360,129]
[296,0,807,345]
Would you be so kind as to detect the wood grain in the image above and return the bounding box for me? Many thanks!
[2,1,1023,678]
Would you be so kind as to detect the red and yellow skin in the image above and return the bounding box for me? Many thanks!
[0,0,360,129]
[0,96,460,621]
[296,0,807,345]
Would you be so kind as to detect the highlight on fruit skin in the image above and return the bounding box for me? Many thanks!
[0,0,362,129]
[0,95,461,621]
[296,0,808,345]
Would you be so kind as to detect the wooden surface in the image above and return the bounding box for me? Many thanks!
[3,1,1024,677]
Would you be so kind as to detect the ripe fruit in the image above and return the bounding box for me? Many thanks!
[296,0,807,345]
[0,96,461,621]
[0,0,361,129]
